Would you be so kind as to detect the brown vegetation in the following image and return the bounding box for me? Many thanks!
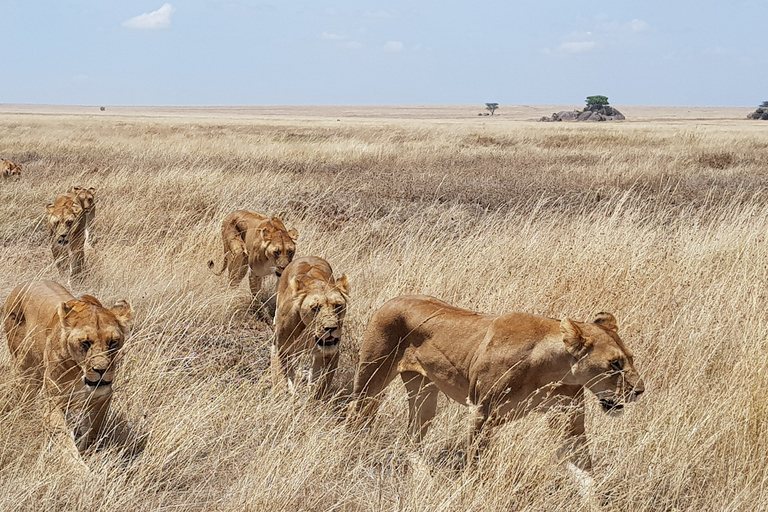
[1,111,768,510]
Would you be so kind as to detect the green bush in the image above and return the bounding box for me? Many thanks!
[586,95,609,107]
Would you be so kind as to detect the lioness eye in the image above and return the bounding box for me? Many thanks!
[109,339,120,351]
[334,305,344,314]
[288,250,294,258]
[81,341,92,352]
[610,360,624,372]
[312,305,321,313]
[275,250,281,257]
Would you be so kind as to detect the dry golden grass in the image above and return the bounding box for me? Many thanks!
[1,108,768,511]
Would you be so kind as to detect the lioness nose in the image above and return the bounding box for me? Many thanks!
[94,368,107,376]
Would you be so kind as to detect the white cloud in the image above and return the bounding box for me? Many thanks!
[321,32,346,41]
[559,41,595,54]
[123,3,176,29]
[629,19,649,33]
[384,41,404,52]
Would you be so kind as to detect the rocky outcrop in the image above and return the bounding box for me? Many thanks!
[540,105,625,122]
[747,107,768,120]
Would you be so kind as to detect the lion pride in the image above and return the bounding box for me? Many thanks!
[1,160,22,178]
[2,280,133,466]
[273,256,349,398]
[348,295,644,471]
[46,192,87,277]
[208,210,298,298]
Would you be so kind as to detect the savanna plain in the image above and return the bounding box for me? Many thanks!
[1,105,767,511]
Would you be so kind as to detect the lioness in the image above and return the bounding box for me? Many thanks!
[2,280,133,466]
[273,256,350,398]
[46,193,87,276]
[1,159,22,178]
[208,210,298,298]
[348,295,644,471]
[68,186,96,245]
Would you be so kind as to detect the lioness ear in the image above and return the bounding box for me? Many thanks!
[87,187,95,195]
[335,273,350,297]
[289,277,304,294]
[561,318,590,358]
[57,301,75,329]
[593,312,618,332]
[46,204,55,215]
[287,229,298,241]
[110,300,134,326]
[71,203,82,215]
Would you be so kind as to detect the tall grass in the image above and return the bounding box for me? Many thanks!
[1,112,768,510]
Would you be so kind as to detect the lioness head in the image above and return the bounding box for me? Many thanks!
[262,217,298,277]
[46,196,83,246]
[69,186,96,212]
[291,271,350,351]
[2,160,22,178]
[561,312,644,412]
[57,296,134,392]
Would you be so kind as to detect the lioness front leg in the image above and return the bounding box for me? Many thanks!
[271,343,299,393]
[76,396,111,452]
[554,397,592,472]
[51,244,69,275]
[70,247,85,277]
[310,349,339,400]
[43,393,88,469]
[248,272,264,298]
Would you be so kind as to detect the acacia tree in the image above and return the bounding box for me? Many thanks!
[761,101,768,108]
[585,95,609,108]
[485,103,499,115]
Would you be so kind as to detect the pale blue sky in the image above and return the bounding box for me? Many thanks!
[3,1,766,106]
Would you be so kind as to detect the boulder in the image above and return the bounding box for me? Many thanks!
[539,106,625,122]
[747,107,768,120]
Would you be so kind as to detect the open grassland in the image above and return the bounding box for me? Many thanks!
[1,109,768,511]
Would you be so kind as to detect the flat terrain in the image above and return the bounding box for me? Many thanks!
[1,105,767,511]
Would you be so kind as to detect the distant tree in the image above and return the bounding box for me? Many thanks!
[485,103,499,115]
[761,101,768,108]
[585,95,609,108]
